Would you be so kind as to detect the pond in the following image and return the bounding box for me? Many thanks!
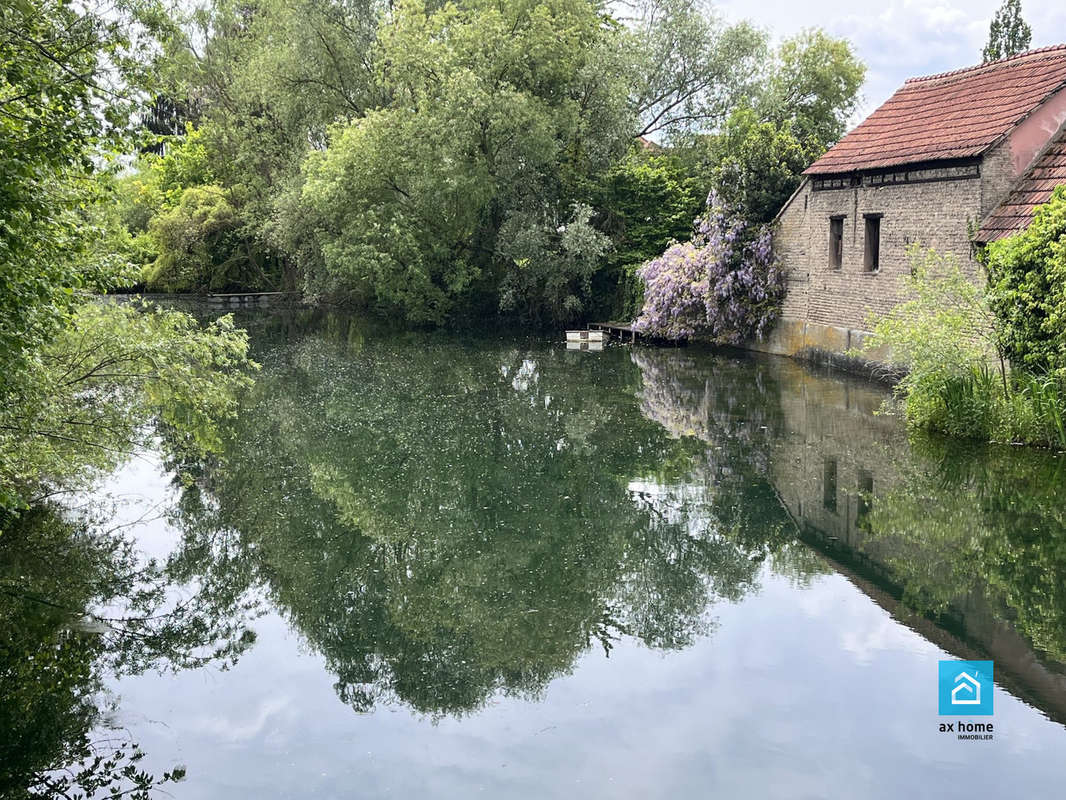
[3,307,1066,798]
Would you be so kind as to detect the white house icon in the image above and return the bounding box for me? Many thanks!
[952,671,982,705]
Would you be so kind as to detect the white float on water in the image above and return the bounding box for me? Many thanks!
[565,329,605,343]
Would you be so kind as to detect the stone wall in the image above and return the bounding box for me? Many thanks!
[778,172,984,330]
[761,147,1027,364]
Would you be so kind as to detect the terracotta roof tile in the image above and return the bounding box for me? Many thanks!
[805,46,1066,176]
[976,128,1066,242]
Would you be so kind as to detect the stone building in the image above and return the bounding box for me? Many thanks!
[762,46,1066,361]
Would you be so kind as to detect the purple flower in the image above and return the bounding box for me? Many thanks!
[634,193,786,342]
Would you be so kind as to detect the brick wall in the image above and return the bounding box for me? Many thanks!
[775,171,986,331]
[980,138,1018,218]
[774,183,812,322]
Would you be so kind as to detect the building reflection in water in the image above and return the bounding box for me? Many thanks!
[630,346,1066,725]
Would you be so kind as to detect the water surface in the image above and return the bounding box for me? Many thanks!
[3,309,1066,798]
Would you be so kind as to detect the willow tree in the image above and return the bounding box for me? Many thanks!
[293,0,634,324]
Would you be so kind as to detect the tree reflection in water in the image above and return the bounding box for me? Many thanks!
[0,503,253,798]
[864,436,1066,663]
[163,313,819,718]
[6,311,1066,797]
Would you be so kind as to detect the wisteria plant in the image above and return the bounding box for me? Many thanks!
[634,192,786,342]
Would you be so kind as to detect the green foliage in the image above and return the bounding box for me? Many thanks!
[700,108,813,224]
[866,435,1066,663]
[112,127,279,291]
[0,302,256,512]
[0,1,138,392]
[863,246,1008,437]
[683,30,864,224]
[151,313,810,715]
[982,0,1032,62]
[1,1,263,516]
[298,109,492,321]
[498,202,614,322]
[137,0,865,324]
[116,127,217,234]
[146,0,385,290]
[757,29,866,153]
[863,244,1066,448]
[163,0,380,198]
[984,184,1066,377]
[293,0,633,324]
[866,247,1003,383]
[143,185,244,291]
[628,0,768,140]
[0,495,257,797]
[592,147,703,317]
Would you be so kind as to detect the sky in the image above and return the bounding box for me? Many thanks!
[716,0,1066,123]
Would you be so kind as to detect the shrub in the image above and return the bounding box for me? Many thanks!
[863,244,1066,448]
[143,185,244,292]
[984,184,1066,377]
[633,192,785,342]
[596,149,704,258]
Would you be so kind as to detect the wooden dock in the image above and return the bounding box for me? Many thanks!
[588,321,638,342]
[588,322,687,345]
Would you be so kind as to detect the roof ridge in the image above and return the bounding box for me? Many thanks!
[905,44,1066,85]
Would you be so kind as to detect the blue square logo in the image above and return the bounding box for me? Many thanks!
[939,660,993,715]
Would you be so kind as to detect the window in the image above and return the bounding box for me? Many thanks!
[864,214,881,271]
[823,457,838,512]
[829,217,844,269]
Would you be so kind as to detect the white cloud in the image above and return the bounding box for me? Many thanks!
[716,0,1066,122]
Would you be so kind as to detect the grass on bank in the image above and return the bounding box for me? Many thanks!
[861,245,1066,449]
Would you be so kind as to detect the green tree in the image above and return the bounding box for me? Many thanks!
[982,0,1032,62]
[757,29,865,153]
[626,0,767,140]
[701,108,813,224]
[112,126,275,291]
[592,146,704,319]
[0,1,260,513]
[0,1,137,392]
[292,0,634,324]
[147,0,385,287]
[107,0,868,324]
[984,185,1066,377]
[115,126,218,237]
[144,185,245,291]
[682,29,864,224]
